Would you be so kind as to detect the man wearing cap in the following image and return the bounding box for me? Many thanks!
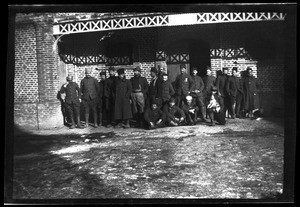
[190,67,207,122]
[203,67,216,111]
[163,97,186,126]
[226,67,241,119]
[130,66,149,128]
[80,68,100,128]
[112,68,132,128]
[147,67,163,108]
[160,73,175,107]
[216,67,229,117]
[98,71,107,126]
[60,75,84,129]
[104,66,117,127]
[143,99,166,130]
[174,64,195,107]
[181,95,199,125]
[207,86,226,126]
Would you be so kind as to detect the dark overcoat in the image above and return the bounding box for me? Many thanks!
[216,75,228,97]
[243,75,259,111]
[174,73,195,96]
[112,77,133,120]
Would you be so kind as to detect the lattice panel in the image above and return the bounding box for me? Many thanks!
[166,53,189,63]
[210,48,251,59]
[156,51,166,60]
[14,24,39,103]
[53,12,286,35]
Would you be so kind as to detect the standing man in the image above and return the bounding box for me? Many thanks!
[174,64,195,107]
[130,66,149,128]
[60,75,84,129]
[216,67,229,116]
[160,73,175,107]
[147,67,162,108]
[113,68,133,128]
[80,68,100,128]
[226,67,239,119]
[202,67,216,109]
[235,70,244,118]
[105,66,117,127]
[190,67,207,122]
[98,71,107,126]
[243,67,260,119]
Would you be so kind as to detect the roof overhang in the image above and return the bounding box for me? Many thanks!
[53,12,286,35]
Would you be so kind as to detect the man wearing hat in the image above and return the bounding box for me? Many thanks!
[181,95,199,125]
[174,64,195,107]
[80,68,100,128]
[160,73,175,107]
[59,75,84,129]
[143,99,166,130]
[203,66,216,116]
[130,66,149,128]
[163,97,186,126]
[147,67,163,108]
[104,66,117,127]
[207,86,226,126]
[98,71,107,126]
[190,67,208,122]
[112,68,132,128]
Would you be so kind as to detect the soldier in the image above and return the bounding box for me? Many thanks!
[105,66,117,127]
[226,67,240,119]
[113,69,132,128]
[130,66,148,128]
[98,71,107,126]
[160,73,175,107]
[202,67,216,117]
[216,67,229,117]
[143,99,166,130]
[190,67,208,122]
[174,64,195,107]
[147,67,163,108]
[59,75,84,129]
[235,70,244,118]
[80,68,100,128]
[163,97,186,126]
[207,86,226,126]
[181,95,199,125]
[243,67,260,119]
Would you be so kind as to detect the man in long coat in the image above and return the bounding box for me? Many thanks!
[113,68,133,128]
[104,66,117,127]
[174,64,195,107]
[203,67,216,118]
[226,67,240,119]
[98,71,107,126]
[243,67,260,119]
[80,68,100,128]
[147,67,163,108]
[160,73,175,107]
[190,67,207,122]
[130,66,149,128]
[216,67,229,116]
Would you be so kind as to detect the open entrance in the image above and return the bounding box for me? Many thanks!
[165,38,210,84]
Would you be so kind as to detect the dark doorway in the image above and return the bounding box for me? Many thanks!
[188,40,210,78]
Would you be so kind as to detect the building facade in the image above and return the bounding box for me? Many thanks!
[13,11,290,130]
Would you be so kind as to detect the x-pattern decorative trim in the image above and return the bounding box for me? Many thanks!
[210,48,252,59]
[54,12,285,35]
[167,54,189,63]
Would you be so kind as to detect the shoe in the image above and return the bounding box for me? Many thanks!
[209,122,215,126]
[122,123,130,128]
[169,121,178,126]
[114,123,123,128]
[106,124,112,128]
[94,123,99,128]
[69,124,76,129]
[77,124,85,129]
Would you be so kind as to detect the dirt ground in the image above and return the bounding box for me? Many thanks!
[11,117,284,201]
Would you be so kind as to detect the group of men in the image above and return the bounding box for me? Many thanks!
[59,63,259,129]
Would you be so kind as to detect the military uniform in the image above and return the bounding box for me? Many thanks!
[143,107,166,129]
[191,75,207,121]
[174,73,195,107]
[163,103,186,125]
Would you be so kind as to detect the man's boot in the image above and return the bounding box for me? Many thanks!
[98,112,103,126]
[139,113,145,128]
[193,112,198,124]
[123,119,130,128]
[209,112,215,126]
[93,112,98,128]
[134,113,140,128]
[69,115,76,129]
[76,115,85,128]
[201,106,208,122]
[85,113,89,128]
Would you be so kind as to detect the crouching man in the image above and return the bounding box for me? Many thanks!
[207,86,226,126]
[60,75,84,129]
[181,95,199,125]
[163,97,185,126]
[144,100,166,130]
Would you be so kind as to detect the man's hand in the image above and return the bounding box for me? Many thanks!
[189,109,195,114]
[150,122,155,127]
[156,119,162,125]
[194,90,200,93]
[63,82,69,88]
[79,98,81,103]
[179,117,184,122]
[174,118,180,122]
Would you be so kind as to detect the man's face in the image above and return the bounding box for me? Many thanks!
[232,70,237,77]
[150,72,156,78]
[100,75,106,81]
[85,71,92,77]
[223,69,228,76]
[180,67,186,74]
[192,70,198,76]
[248,69,253,76]
[119,73,125,79]
[134,70,140,76]
[163,75,168,82]
[151,104,157,110]
[206,69,211,76]
[66,75,73,82]
[187,100,192,105]
[109,70,115,77]
[212,71,216,78]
